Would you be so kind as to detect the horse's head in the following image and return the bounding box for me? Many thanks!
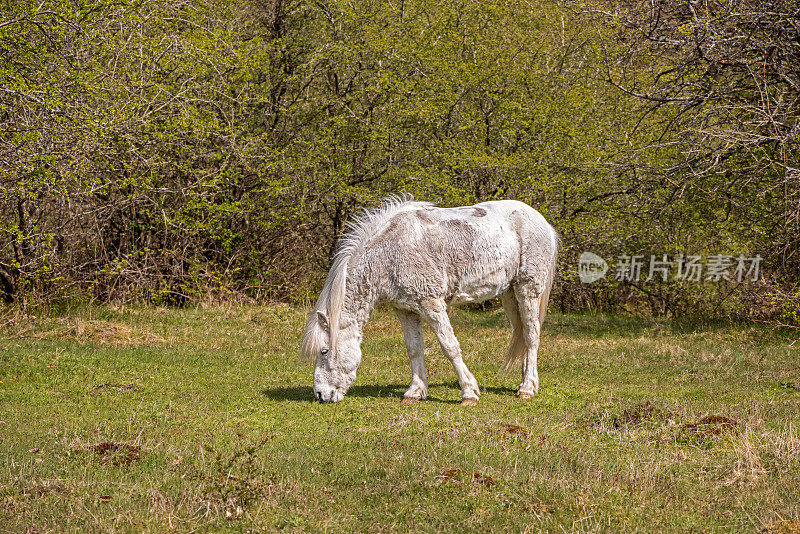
[309,311,361,403]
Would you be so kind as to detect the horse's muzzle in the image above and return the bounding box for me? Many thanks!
[314,388,343,403]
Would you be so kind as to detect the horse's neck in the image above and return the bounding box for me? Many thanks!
[339,252,379,331]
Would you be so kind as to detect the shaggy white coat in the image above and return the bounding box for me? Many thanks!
[302,196,559,403]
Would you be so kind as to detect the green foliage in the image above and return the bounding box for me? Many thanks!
[0,0,796,319]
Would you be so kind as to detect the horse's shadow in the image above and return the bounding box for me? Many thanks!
[260,382,516,404]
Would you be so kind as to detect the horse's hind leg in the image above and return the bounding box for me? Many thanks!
[419,298,481,406]
[513,282,543,398]
[395,308,428,404]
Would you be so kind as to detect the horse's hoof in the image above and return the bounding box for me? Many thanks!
[401,397,421,405]
[518,392,534,399]
[461,398,479,407]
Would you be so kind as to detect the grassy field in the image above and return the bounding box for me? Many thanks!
[1,304,799,532]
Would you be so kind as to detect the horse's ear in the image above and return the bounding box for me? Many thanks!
[316,310,330,332]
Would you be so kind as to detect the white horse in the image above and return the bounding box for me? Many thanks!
[301,196,559,405]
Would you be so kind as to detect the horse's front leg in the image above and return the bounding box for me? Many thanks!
[420,299,481,406]
[395,309,428,404]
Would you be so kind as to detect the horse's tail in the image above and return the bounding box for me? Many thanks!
[503,294,527,372]
[503,224,559,372]
[538,227,559,326]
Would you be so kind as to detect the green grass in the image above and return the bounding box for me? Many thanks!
[1,304,799,532]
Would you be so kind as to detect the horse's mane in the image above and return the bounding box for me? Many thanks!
[301,194,433,360]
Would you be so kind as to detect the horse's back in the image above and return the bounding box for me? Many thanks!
[373,200,555,306]
[477,200,558,288]
[459,200,558,265]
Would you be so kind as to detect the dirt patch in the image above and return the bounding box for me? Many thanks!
[438,467,462,481]
[681,415,738,436]
[85,442,142,466]
[500,424,527,436]
[615,401,666,427]
[586,401,674,432]
[472,472,495,487]
[437,468,496,487]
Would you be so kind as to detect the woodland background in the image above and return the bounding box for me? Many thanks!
[1,0,798,324]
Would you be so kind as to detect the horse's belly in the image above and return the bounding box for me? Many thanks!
[448,262,515,305]
[449,284,507,305]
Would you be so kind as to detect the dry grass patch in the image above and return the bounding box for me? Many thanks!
[88,383,136,393]
[763,520,800,533]
[34,318,167,346]
[772,424,800,462]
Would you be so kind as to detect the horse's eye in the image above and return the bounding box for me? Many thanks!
[320,348,329,355]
